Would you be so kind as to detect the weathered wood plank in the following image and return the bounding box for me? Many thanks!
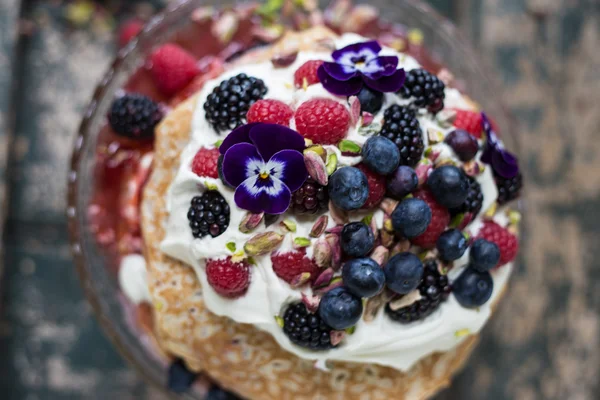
[0,1,164,399]
[444,1,600,399]
[1,0,599,399]
[0,0,21,305]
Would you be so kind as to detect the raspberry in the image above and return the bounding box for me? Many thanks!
[451,109,483,138]
[150,44,199,96]
[386,259,451,323]
[191,147,220,178]
[170,59,225,107]
[108,93,163,140]
[290,176,329,215]
[247,99,293,127]
[187,191,230,239]
[206,257,250,298]
[476,221,518,266]
[271,250,320,284]
[400,68,446,113]
[294,60,323,88]
[204,73,268,133]
[282,303,336,350]
[410,189,450,248]
[118,19,143,48]
[356,164,385,209]
[294,98,350,145]
[379,105,424,167]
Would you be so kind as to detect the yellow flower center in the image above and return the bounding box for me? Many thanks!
[259,171,270,180]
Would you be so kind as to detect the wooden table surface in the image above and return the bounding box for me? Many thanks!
[0,1,598,399]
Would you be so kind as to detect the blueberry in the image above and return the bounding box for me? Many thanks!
[436,229,468,261]
[391,198,432,238]
[328,167,369,210]
[167,359,197,393]
[318,287,363,330]
[427,165,470,208]
[470,238,500,271]
[444,129,479,162]
[453,266,494,308]
[342,258,386,298]
[384,252,424,294]
[386,166,418,200]
[361,136,400,175]
[340,222,375,257]
[206,385,239,400]
[354,86,384,114]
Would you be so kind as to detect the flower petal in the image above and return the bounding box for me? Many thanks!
[249,123,306,161]
[332,41,382,63]
[268,149,307,192]
[222,143,262,187]
[318,65,364,96]
[481,113,499,146]
[219,123,260,155]
[491,149,520,179]
[235,175,292,214]
[323,61,358,81]
[363,69,406,93]
[361,56,399,79]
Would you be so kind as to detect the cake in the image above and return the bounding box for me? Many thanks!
[101,4,523,399]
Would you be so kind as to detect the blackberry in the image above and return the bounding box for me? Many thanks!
[379,105,424,167]
[167,359,197,393]
[282,303,336,351]
[290,176,328,215]
[386,259,452,324]
[449,176,484,217]
[400,68,445,113]
[204,73,268,133]
[187,191,230,239]
[108,93,163,139]
[207,385,240,400]
[495,172,523,205]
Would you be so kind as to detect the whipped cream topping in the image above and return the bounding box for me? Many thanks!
[119,254,152,304]
[158,33,514,372]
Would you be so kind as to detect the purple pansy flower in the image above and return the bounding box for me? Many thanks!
[480,113,520,179]
[219,123,308,214]
[317,40,406,96]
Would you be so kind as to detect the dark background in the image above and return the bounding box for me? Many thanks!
[0,0,598,399]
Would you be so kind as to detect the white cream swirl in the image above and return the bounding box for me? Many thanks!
[159,33,514,372]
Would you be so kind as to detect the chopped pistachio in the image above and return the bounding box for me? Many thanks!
[358,123,381,136]
[484,202,498,219]
[325,152,338,176]
[338,139,361,154]
[407,28,424,46]
[454,328,471,338]
[427,128,444,144]
[205,181,218,191]
[281,219,297,232]
[231,251,246,263]
[293,237,311,248]
[275,315,285,328]
[226,242,236,253]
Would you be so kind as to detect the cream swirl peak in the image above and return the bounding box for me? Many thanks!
[159,33,520,372]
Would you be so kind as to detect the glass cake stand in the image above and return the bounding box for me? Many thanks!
[67,0,518,398]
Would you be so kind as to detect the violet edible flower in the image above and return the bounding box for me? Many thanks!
[480,113,520,179]
[219,123,308,214]
[317,40,406,96]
